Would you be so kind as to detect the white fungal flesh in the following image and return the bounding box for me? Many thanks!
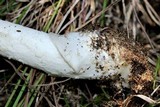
[0,20,131,81]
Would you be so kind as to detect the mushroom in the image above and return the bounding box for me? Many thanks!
[0,20,153,92]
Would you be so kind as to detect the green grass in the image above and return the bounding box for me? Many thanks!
[5,66,27,107]
[4,67,45,107]
[0,0,19,18]
[153,56,160,89]
[100,0,108,27]
[43,0,63,32]
[15,5,30,24]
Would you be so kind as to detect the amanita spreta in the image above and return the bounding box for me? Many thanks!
[0,20,153,91]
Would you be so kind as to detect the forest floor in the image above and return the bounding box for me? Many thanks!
[0,0,160,107]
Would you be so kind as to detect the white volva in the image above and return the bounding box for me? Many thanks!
[0,20,131,81]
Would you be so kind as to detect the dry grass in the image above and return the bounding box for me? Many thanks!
[0,0,160,106]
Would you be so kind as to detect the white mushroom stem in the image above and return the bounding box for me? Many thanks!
[0,20,133,83]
